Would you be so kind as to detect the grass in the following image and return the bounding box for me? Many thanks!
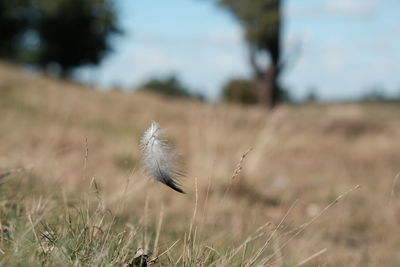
[1,62,400,266]
[0,171,360,266]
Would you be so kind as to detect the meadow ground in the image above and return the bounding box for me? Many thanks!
[0,63,400,266]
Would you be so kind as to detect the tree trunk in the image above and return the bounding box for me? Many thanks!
[256,64,278,109]
[252,0,282,109]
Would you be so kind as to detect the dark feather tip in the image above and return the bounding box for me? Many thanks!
[158,172,185,194]
[164,179,185,194]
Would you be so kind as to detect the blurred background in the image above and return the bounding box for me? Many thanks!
[1,0,400,106]
[1,1,400,266]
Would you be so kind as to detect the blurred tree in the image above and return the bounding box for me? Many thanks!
[222,77,291,105]
[361,86,389,102]
[0,0,32,59]
[305,87,318,103]
[138,75,205,101]
[218,0,283,109]
[222,78,258,104]
[36,0,120,77]
[0,0,119,77]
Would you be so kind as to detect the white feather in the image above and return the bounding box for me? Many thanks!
[140,121,184,193]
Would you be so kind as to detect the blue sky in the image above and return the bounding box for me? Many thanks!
[77,0,400,101]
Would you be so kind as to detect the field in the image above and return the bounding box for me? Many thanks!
[0,62,400,266]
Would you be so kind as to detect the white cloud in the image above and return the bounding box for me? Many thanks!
[130,45,178,72]
[285,0,378,19]
[322,0,377,17]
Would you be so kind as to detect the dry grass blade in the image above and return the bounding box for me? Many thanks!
[231,148,253,180]
[389,171,400,204]
[189,177,198,240]
[149,240,180,265]
[84,136,89,169]
[295,248,328,266]
[152,205,164,256]
[260,185,361,265]
[222,148,253,202]
[144,195,150,253]
[246,200,298,267]
[212,222,271,266]
[28,215,45,254]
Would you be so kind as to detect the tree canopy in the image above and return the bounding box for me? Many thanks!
[138,75,205,101]
[0,0,120,77]
[0,0,31,59]
[221,78,259,104]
